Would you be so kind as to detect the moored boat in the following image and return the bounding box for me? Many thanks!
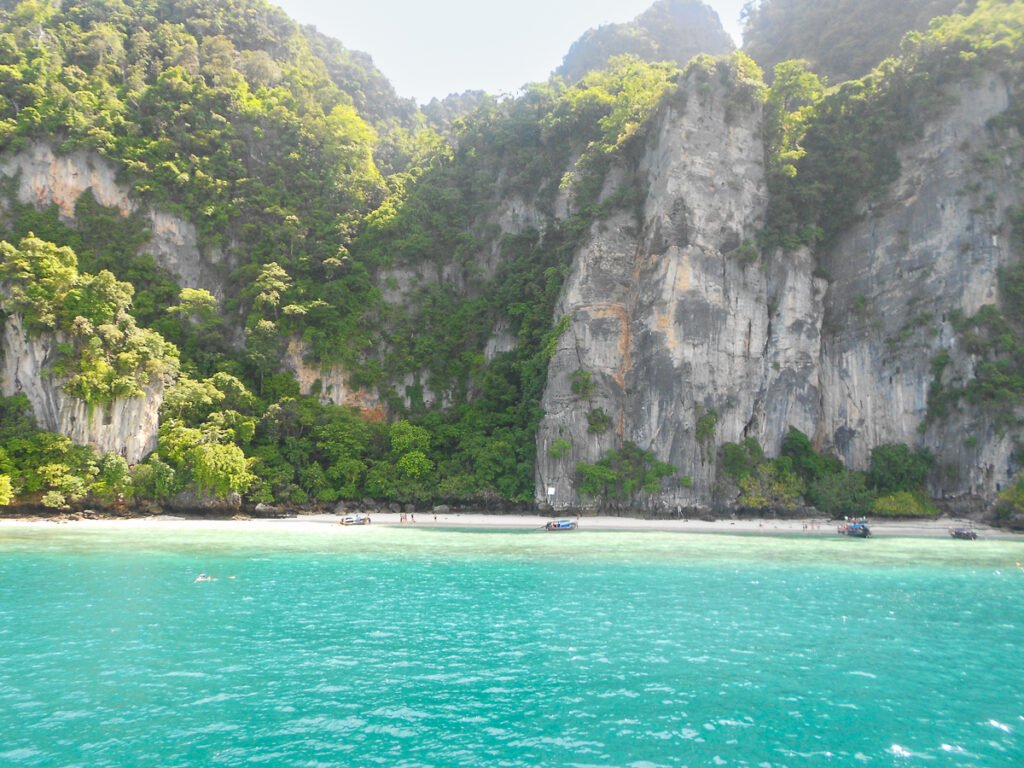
[545,518,578,531]
[949,527,977,540]
[838,520,871,538]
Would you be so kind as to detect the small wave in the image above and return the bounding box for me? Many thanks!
[889,744,934,760]
[847,671,877,679]
[988,719,1013,733]
[191,692,243,706]
[158,671,207,678]
[0,748,43,762]
[940,744,977,757]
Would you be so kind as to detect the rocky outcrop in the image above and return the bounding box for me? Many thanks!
[536,67,1023,513]
[281,338,386,418]
[818,73,1023,504]
[0,314,164,463]
[557,0,734,84]
[0,142,232,298]
[537,72,780,511]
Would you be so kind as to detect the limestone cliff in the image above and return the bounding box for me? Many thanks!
[818,73,1023,510]
[0,314,163,463]
[537,67,784,511]
[0,142,216,462]
[0,142,232,298]
[536,66,1022,513]
[282,337,386,418]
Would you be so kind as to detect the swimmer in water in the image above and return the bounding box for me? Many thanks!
[194,573,216,582]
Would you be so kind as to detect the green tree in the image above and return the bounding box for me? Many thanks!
[737,458,805,512]
[0,234,78,332]
[781,427,842,483]
[248,262,291,320]
[90,452,133,505]
[719,438,765,482]
[390,420,431,455]
[868,444,934,494]
[997,472,1024,519]
[0,474,12,505]
[763,60,826,181]
[189,442,254,498]
[806,470,876,517]
[0,235,178,405]
[131,454,178,501]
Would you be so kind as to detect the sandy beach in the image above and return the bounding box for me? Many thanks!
[2,511,1021,538]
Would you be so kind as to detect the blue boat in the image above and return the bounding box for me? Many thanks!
[838,520,871,538]
[545,518,578,531]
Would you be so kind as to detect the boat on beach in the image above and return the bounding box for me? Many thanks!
[838,520,871,538]
[949,527,978,540]
[545,518,578,531]
[340,513,370,525]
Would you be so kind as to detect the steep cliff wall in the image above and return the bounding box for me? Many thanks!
[0,142,231,298]
[538,71,793,511]
[818,73,1023,507]
[0,314,163,463]
[537,67,1022,513]
[0,143,211,463]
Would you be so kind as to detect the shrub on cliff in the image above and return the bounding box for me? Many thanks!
[576,442,684,510]
[996,472,1024,519]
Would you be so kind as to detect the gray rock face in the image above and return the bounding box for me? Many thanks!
[818,74,1023,504]
[537,75,778,511]
[281,337,386,417]
[0,314,164,463]
[536,69,1022,512]
[0,142,232,298]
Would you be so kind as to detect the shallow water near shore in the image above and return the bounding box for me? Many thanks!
[2,526,1023,766]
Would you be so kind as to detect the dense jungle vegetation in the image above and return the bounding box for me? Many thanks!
[0,0,691,509]
[1,0,1022,514]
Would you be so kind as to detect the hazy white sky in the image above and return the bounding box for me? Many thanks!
[271,0,748,103]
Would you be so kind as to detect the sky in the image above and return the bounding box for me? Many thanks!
[270,0,749,104]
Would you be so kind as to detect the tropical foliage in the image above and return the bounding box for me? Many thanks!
[575,442,685,510]
[0,234,178,405]
[718,428,938,517]
[1,0,1022,512]
[760,0,1024,250]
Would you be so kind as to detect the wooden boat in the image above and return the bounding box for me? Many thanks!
[545,518,578,531]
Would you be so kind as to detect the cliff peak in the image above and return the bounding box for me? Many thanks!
[556,0,734,84]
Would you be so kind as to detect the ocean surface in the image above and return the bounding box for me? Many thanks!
[1,525,1023,767]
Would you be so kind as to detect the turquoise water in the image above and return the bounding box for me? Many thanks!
[1,527,1023,767]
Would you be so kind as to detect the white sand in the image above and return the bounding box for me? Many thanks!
[1,512,1020,538]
